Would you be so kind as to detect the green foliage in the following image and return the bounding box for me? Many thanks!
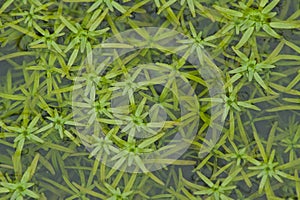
[0,0,300,199]
[0,154,40,200]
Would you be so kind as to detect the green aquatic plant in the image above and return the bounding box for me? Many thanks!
[247,122,299,196]
[228,47,276,92]
[213,0,300,48]
[73,0,127,14]
[0,154,40,200]
[179,168,241,200]
[7,115,46,153]
[1,0,300,199]
[29,22,66,57]
[278,116,300,162]
[103,182,133,200]
[60,14,110,64]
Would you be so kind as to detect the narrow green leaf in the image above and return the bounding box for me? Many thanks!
[222,168,241,186]
[95,43,133,49]
[0,51,36,62]
[295,170,300,199]
[196,171,214,187]
[232,47,249,61]
[63,175,79,193]
[270,21,300,29]
[262,0,280,14]
[157,0,177,14]
[87,0,102,13]
[265,40,284,63]
[52,84,82,93]
[213,5,243,17]
[237,101,261,111]
[262,24,281,38]
[278,158,300,170]
[283,98,300,104]
[146,172,164,185]
[41,177,74,194]
[24,189,40,199]
[135,97,147,116]
[111,1,127,13]
[269,82,300,95]
[284,39,300,55]
[68,48,79,66]
[138,132,164,148]
[0,188,9,193]
[28,134,44,143]
[258,175,268,193]
[59,16,78,33]
[266,122,278,155]
[89,9,109,31]
[267,105,300,112]
[182,72,206,86]
[235,27,254,49]
[259,0,268,8]
[252,124,267,162]
[121,0,151,20]
[44,142,75,153]
[39,155,55,175]
[73,182,107,199]
[26,153,40,181]
[187,0,196,17]
[236,114,248,144]
[188,21,197,38]
[254,72,267,89]
[0,0,14,14]
[0,93,26,100]
[229,110,234,139]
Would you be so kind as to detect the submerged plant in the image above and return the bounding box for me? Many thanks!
[0,154,40,200]
[214,0,300,48]
[1,0,300,199]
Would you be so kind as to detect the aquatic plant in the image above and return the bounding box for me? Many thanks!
[1,0,300,199]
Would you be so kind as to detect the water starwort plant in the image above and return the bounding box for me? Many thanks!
[1,0,300,199]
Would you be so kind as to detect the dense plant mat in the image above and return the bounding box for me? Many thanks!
[1,0,300,199]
